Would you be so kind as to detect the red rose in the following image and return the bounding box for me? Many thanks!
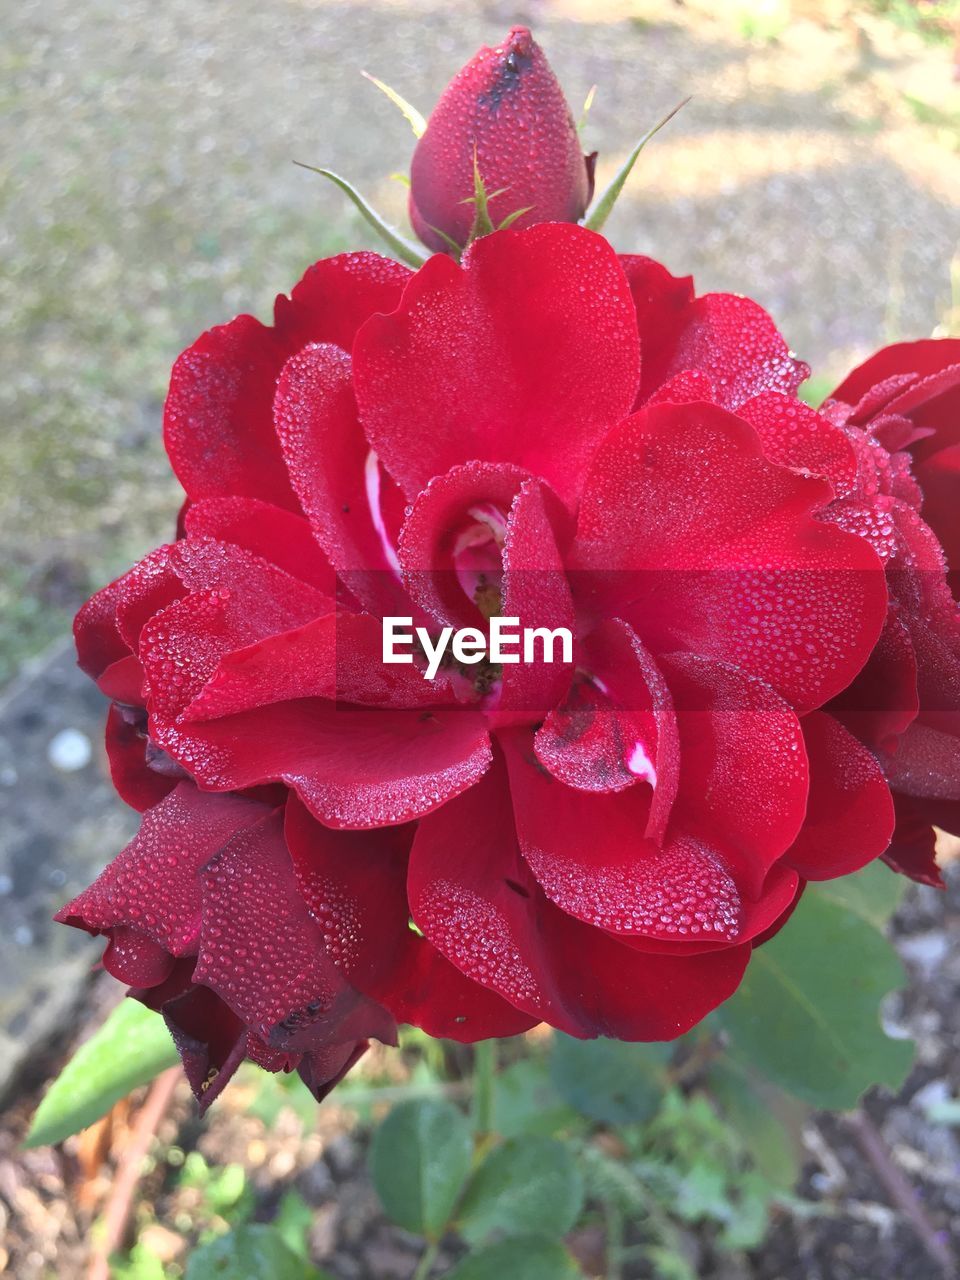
[821,341,960,887]
[62,225,909,1107]
[409,27,595,253]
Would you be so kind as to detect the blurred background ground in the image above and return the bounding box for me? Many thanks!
[2,1,960,1277]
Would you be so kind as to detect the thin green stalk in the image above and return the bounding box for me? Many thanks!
[472,1039,498,1139]
[412,1239,440,1280]
[605,1197,625,1280]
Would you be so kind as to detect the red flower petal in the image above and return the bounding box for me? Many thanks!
[195,808,397,1053]
[619,255,696,407]
[55,782,266,960]
[183,496,335,593]
[353,224,640,508]
[398,461,531,631]
[661,652,808,896]
[533,619,679,843]
[739,392,858,500]
[408,759,750,1040]
[656,293,810,411]
[274,342,413,618]
[164,254,409,510]
[505,728,745,943]
[274,252,411,353]
[152,699,492,830]
[786,711,895,880]
[105,703,182,812]
[179,612,454,725]
[572,401,888,711]
[285,794,535,1041]
[156,983,251,1113]
[496,479,575,724]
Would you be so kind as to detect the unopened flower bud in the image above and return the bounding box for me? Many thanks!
[409,26,595,253]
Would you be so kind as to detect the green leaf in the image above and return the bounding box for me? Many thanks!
[492,1059,581,1139]
[369,1098,473,1238]
[293,164,427,267]
[24,999,180,1148]
[583,98,690,233]
[444,1235,581,1280]
[814,859,908,930]
[361,71,426,137]
[273,1190,315,1261]
[456,1136,584,1245]
[550,1034,672,1127]
[717,886,915,1108]
[706,1058,805,1190]
[184,1225,328,1280]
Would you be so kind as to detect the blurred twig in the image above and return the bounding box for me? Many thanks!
[88,1067,180,1280]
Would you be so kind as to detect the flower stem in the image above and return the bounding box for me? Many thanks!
[472,1039,498,1139]
[412,1240,440,1280]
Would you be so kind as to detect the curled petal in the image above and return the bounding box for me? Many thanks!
[195,808,397,1052]
[786,711,895,880]
[354,223,640,509]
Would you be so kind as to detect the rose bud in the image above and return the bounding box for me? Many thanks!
[409,26,595,253]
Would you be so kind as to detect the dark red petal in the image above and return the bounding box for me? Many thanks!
[830,338,960,419]
[138,539,330,722]
[195,809,397,1053]
[398,460,531,631]
[828,611,919,753]
[353,223,640,509]
[114,545,185,656]
[54,782,268,956]
[298,1041,369,1102]
[739,392,858,500]
[409,27,591,253]
[179,612,455,725]
[183,496,335,593]
[495,479,575,725]
[408,759,750,1040]
[154,700,492,830]
[661,652,808,896]
[882,794,950,888]
[618,255,696,407]
[274,251,410,352]
[573,401,888,711]
[164,253,410,512]
[786,711,895,880]
[916,442,960,573]
[534,619,679,842]
[505,728,745,944]
[98,655,146,705]
[620,861,800,956]
[285,794,535,1041]
[274,342,413,618]
[882,721,960,802]
[164,314,299,510]
[645,369,717,408]
[75,578,130,679]
[102,928,175,987]
[159,984,250,1113]
[655,293,810,411]
[105,703,181,812]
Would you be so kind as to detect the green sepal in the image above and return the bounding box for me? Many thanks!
[294,163,427,267]
[361,71,426,137]
[584,97,690,233]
